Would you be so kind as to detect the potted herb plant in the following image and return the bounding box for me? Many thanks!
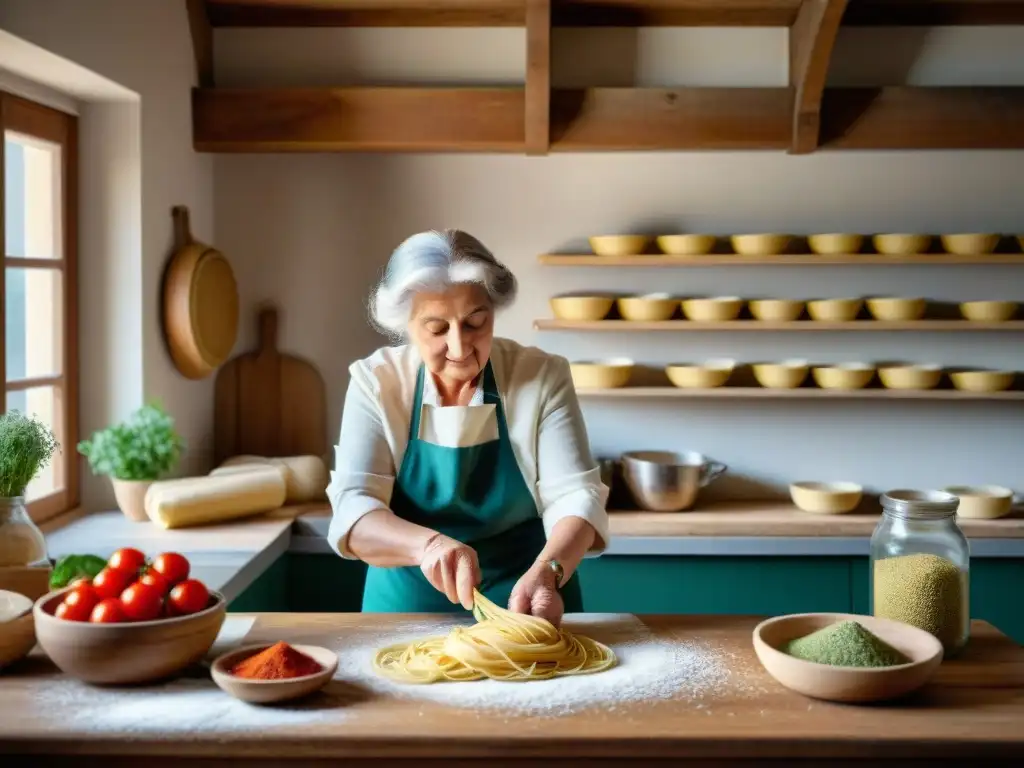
[0,410,59,567]
[77,403,184,523]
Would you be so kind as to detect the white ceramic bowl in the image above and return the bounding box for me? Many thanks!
[790,481,864,514]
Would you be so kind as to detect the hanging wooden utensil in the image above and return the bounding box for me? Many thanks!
[163,205,239,379]
[214,305,328,464]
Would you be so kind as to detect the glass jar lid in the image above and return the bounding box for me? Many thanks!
[880,489,960,520]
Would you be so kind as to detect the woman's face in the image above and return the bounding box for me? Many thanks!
[409,284,494,386]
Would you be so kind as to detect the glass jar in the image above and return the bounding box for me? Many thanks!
[870,489,970,655]
[0,496,49,567]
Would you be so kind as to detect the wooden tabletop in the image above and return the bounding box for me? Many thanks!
[2,613,1023,765]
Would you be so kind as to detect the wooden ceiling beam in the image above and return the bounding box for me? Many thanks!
[788,0,848,155]
[525,0,551,155]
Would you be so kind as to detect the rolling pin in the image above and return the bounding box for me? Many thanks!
[144,465,287,530]
[211,454,328,503]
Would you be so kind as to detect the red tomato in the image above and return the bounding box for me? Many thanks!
[139,570,171,595]
[167,579,209,616]
[107,547,146,575]
[64,583,100,613]
[55,597,92,622]
[89,598,126,623]
[151,552,190,585]
[92,566,134,601]
[119,581,163,622]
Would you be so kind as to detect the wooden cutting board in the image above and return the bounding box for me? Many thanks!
[214,306,328,464]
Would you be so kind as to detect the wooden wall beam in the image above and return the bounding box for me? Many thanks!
[186,0,215,87]
[843,0,1024,26]
[819,86,1024,149]
[525,0,551,155]
[788,0,847,154]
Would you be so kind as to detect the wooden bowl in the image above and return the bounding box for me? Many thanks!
[211,643,338,704]
[589,235,650,257]
[941,233,999,255]
[944,485,1014,519]
[665,359,735,389]
[753,360,809,389]
[749,299,804,322]
[549,295,615,321]
[866,297,926,321]
[753,613,943,703]
[0,590,35,670]
[878,364,942,390]
[873,233,932,255]
[569,359,634,389]
[807,298,863,322]
[731,234,792,256]
[681,296,744,322]
[808,233,864,254]
[812,363,875,390]
[949,370,1015,393]
[790,481,863,514]
[617,294,678,321]
[656,234,716,255]
[959,300,1017,322]
[33,588,226,684]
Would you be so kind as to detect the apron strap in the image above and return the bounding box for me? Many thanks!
[409,365,426,442]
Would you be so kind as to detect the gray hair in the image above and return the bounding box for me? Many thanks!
[370,229,518,340]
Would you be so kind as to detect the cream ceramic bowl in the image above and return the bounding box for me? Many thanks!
[749,299,805,322]
[753,359,809,389]
[589,234,650,257]
[944,485,1015,520]
[941,233,999,255]
[807,234,864,255]
[681,296,744,322]
[753,613,944,703]
[549,295,615,321]
[878,364,943,390]
[949,370,1015,393]
[617,293,678,322]
[0,590,35,670]
[665,359,736,389]
[873,233,932,255]
[731,234,793,256]
[1018,235,1024,252]
[656,234,716,255]
[866,297,926,322]
[212,643,339,704]
[812,363,875,390]
[569,359,634,389]
[807,298,863,322]
[959,300,1018,322]
[790,481,863,514]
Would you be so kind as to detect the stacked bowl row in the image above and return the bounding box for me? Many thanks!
[569,359,1018,392]
[552,295,1019,323]
[588,233,1024,257]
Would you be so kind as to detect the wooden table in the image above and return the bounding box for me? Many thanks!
[2,614,1023,766]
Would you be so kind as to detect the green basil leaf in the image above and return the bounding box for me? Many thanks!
[49,554,107,588]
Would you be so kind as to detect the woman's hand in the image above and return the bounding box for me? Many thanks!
[508,562,564,626]
[419,533,481,610]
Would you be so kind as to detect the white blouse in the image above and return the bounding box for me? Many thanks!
[326,337,610,559]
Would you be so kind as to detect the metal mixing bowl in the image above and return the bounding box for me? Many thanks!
[620,451,727,512]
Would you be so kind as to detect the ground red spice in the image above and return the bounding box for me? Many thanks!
[230,641,323,680]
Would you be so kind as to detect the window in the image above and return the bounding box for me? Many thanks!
[1,92,78,523]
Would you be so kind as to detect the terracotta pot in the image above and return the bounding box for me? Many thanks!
[111,479,153,523]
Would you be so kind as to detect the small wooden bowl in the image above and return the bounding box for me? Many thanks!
[589,235,650,257]
[753,613,943,703]
[0,590,36,671]
[873,233,932,255]
[808,233,864,254]
[549,295,615,321]
[617,294,678,321]
[211,643,338,704]
[731,234,792,256]
[34,588,226,684]
[570,359,634,389]
[941,233,999,255]
[866,297,926,322]
[656,234,716,255]
[807,298,863,322]
[749,299,804,322]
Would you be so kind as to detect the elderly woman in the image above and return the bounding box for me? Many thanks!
[327,229,609,625]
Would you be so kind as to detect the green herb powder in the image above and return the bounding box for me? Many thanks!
[784,620,910,668]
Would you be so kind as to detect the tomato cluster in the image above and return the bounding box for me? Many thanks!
[54,549,211,623]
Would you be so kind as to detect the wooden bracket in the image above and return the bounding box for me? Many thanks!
[788,0,847,154]
[525,0,551,155]
[186,0,215,88]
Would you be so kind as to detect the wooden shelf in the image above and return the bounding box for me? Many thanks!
[538,253,1024,266]
[607,500,1024,539]
[535,319,1024,332]
[575,386,1024,400]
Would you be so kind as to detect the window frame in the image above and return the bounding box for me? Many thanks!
[1,91,79,523]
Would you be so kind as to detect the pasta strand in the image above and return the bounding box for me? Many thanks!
[373,590,617,684]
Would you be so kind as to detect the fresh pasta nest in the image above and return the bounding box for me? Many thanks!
[373,590,617,684]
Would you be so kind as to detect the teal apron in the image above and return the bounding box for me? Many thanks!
[362,361,584,614]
